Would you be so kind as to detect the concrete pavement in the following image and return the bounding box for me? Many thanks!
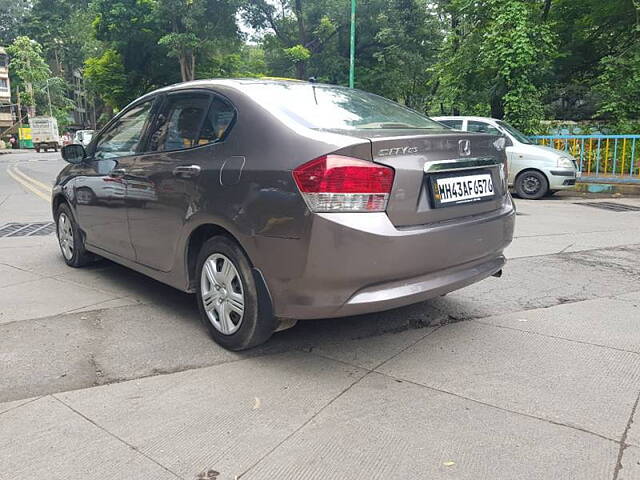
[1,150,639,479]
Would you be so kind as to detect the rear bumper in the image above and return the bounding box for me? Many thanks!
[255,197,515,319]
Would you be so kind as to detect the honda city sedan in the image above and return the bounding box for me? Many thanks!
[54,79,515,350]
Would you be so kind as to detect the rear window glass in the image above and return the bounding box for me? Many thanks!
[439,120,463,129]
[242,83,442,131]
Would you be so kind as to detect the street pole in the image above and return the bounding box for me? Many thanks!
[349,0,356,88]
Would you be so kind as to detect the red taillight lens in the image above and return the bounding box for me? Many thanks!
[293,155,394,212]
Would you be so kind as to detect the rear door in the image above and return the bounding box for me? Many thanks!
[367,131,507,227]
[126,90,236,272]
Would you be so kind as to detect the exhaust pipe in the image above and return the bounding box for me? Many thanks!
[492,269,503,278]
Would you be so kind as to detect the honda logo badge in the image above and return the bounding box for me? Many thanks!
[459,139,471,157]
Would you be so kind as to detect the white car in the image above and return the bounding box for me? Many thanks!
[433,116,578,199]
[73,130,94,147]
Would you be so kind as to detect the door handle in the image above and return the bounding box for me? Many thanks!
[172,165,201,177]
[109,168,126,178]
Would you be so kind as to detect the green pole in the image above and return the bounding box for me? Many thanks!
[349,0,356,88]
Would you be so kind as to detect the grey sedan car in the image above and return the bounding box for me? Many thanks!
[54,79,515,350]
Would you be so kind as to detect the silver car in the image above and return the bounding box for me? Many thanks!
[434,116,578,199]
[55,80,515,350]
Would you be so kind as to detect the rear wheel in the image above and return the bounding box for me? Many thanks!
[515,170,548,200]
[55,203,94,267]
[196,236,276,350]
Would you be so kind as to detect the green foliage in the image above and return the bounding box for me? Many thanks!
[0,0,30,45]
[284,45,311,63]
[4,0,638,132]
[7,36,51,108]
[6,36,50,86]
[84,49,127,109]
[433,0,557,132]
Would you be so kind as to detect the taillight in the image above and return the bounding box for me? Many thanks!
[292,154,394,212]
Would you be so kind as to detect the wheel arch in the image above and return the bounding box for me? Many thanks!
[185,223,252,291]
[52,193,69,216]
[184,222,274,319]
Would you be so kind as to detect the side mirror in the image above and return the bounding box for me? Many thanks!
[61,144,86,164]
[503,136,514,147]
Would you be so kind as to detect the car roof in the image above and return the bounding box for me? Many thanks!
[140,78,324,98]
[432,116,502,122]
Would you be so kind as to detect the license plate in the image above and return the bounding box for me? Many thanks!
[431,172,495,208]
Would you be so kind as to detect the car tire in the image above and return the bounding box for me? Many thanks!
[35,147,40,153]
[515,170,548,200]
[196,236,276,350]
[55,203,95,267]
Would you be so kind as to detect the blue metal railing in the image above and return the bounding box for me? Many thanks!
[531,135,640,181]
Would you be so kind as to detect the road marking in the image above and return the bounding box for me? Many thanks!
[11,165,53,193]
[6,165,52,203]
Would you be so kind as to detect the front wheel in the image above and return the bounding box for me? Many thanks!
[515,171,548,200]
[196,236,276,350]
[55,203,95,267]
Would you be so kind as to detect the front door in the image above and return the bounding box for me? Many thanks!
[74,99,155,259]
[127,91,236,272]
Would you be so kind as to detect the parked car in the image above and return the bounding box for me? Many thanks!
[73,129,94,146]
[433,116,578,199]
[54,79,515,350]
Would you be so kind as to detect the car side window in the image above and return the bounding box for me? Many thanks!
[94,101,154,160]
[440,119,463,130]
[147,93,211,152]
[198,96,236,144]
[468,120,501,135]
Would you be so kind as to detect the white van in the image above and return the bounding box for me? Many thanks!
[433,116,578,199]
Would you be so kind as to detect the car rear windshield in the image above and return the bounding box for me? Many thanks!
[243,83,443,131]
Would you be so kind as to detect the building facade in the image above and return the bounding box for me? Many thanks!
[0,47,13,131]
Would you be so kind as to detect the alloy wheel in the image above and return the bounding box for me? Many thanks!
[200,253,245,335]
[57,212,74,260]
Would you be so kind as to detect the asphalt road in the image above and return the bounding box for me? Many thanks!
[1,149,639,480]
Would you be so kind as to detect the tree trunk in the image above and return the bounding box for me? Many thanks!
[295,61,305,80]
[294,0,307,46]
[179,52,195,82]
[542,0,552,20]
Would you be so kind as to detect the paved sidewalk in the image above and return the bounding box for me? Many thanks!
[2,297,638,479]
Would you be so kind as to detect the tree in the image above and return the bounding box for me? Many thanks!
[243,0,442,109]
[7,36,51,117]
[156,0,241,82]
[90,0,180,108]
[84,49,128,110]
[0,0,30,45]
[432,0,557,132]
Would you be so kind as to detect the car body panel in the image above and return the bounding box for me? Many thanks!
[54,80,515,320]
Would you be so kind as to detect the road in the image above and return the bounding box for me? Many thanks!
[1,150,639,479]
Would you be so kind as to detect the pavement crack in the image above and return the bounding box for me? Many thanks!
[372,370,620,445]
[50,394,186,479]
[0,396,43,418]
[612,390,640,480]
[471,320,640,356]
